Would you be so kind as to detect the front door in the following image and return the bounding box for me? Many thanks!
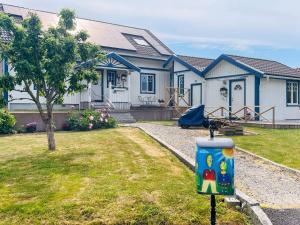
[91,70,104,102]
[191,83,202,106]
[230,80,245,115]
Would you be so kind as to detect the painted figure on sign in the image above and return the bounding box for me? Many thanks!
[201,154,218,194]
[217,160,232,194]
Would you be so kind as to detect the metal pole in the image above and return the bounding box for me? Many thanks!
[211,194,216,225]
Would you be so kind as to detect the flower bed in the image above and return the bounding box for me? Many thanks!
[65,109,116,131]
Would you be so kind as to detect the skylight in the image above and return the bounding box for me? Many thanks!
[133,38,149,46]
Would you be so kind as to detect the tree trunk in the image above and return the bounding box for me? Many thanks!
[46,121,56,150]
[45,117,56,151]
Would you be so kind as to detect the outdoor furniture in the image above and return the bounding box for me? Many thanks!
[138,96,157,105]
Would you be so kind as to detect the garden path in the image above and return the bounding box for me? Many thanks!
[132,123,300,225]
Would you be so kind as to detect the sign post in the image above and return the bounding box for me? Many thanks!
[195,127,235,225]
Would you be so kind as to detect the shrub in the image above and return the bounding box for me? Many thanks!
[67,109,117,131]
[0,109,16,134]
[25,122,37,133]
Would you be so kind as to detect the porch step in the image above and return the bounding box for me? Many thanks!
[91,102,113,110]
[111,112,136,124]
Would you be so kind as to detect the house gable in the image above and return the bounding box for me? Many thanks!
[163,55,203,76]
[203,54,263,79]
[97,52,141,72]
[205,60,250,79]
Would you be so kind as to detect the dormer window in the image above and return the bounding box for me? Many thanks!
[133,38,149,46]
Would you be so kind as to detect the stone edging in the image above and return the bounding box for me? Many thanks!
[235,146,300,176]
[133,125,273,225]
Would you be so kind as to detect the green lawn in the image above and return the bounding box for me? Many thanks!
[232,127,300,170]
[0,128,249,225]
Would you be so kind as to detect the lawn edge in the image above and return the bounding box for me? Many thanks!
[130,124,273,225]
[235,146,300,176]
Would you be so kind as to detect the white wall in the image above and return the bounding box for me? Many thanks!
[204,60,255,117]
[260,78,300,120]
[122,56,170,106]
[173,61,205,107]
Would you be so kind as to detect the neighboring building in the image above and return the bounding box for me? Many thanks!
[202,54,300,120]
[1,4,300,122]
[0,4,175,111]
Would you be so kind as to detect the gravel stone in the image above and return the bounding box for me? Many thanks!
[133,123,300,225]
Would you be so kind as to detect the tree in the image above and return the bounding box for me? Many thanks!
[0,9,104,150]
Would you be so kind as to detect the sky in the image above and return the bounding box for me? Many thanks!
[2,0,299,67]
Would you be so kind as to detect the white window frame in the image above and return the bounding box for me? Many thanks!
[133,38,149,46]
[287,81,299,105]
[140,74,155,94]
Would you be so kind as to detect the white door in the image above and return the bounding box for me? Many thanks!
[91,70,103,102]
[191,83,202,106]
[230,80,245,115]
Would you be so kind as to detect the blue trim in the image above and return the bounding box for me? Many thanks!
[140,73,156,94]
[177,74,185,96]
[254,77,260,120]
[286,80,300,107]
[190,83,202,106]
[140,67,170,72]
[107,52,141,72]
[202,54,263,78]
[205,73,251,80]
[163,55,203,77]
[263,75,300,81]
[229,79,246,113]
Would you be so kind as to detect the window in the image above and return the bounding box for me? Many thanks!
[178,75,184,96]
[133,38,149,46]
[287,81,299,105]
[141,74,155,94]
[107,70,117,87]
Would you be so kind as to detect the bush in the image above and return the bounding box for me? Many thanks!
[25,122,37,133]
[0,109,16,134]
[67,109,117,131]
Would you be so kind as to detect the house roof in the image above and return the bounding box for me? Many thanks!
[202,54,300,78]
[177,55,214,72]
[226,55,300,78]
[163,54,214,76]
[0,3,173,58]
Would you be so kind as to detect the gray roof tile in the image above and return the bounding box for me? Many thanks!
[226,55,300,78]
[178,55,214,71]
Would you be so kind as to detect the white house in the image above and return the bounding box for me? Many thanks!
[1,4,300,122]
[0,4,173,112]
[202,54,300,121]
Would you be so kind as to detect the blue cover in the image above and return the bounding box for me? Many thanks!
[178,105,208,128]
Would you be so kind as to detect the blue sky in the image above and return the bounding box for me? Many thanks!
[3,0,299,67]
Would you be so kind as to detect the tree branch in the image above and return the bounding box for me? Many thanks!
[8,97,33,102]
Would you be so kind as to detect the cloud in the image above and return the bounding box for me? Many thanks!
[3,0,300,52]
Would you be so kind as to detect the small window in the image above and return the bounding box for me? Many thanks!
[178,75,184,96]
[234,84,242,90]
[133,38,149,46]
[287,81,299,105]
[107,70,117,87]
[141,74,155,94]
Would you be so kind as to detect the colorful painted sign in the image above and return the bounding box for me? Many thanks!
[195,138,235,195]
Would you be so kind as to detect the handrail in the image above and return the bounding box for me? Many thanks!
[205,106,276,128]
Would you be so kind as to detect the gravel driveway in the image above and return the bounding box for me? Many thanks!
[132,123,300,225]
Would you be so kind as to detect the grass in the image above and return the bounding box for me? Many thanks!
[231,127,300,170]
[0,128,249,225]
